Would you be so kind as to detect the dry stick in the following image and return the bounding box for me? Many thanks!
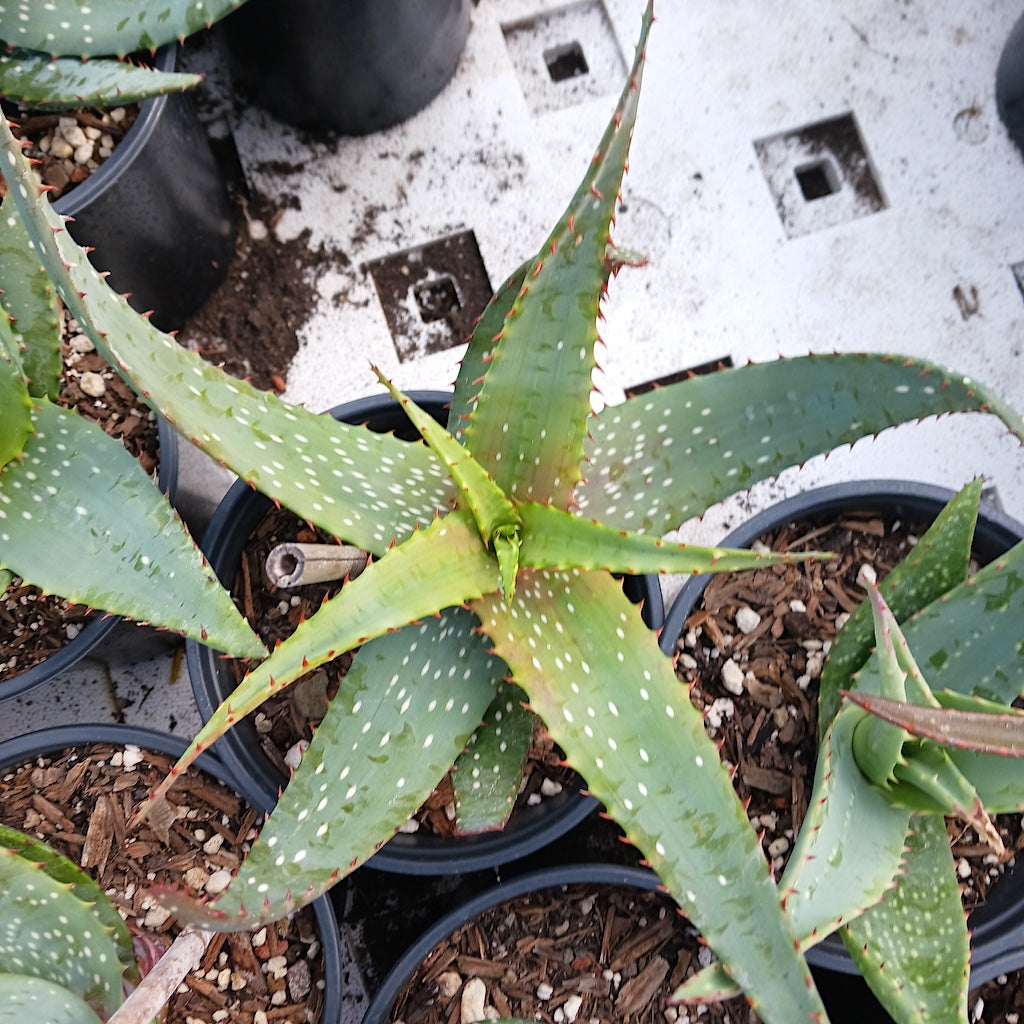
[265,542,366,587]
[107,928,214,1024]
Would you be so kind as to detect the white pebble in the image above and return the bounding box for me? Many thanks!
[789,599,807,613]
[437,971,462,998]
[705,697,735,729]
[540,778,563,797]
[767,837,790,858]
[60,124,88,147]
[73,142,94,165]
[536,982,554,1001]
[203,833,225,856]
[284,739,308,771]
[69,333,94,353]
[734,607,761,634]
[720,659,745,695]
[49,138,74,159]
[205,869,233,894]
[563,994,583,1022]
[143,905,171,928]
[122,745,144,770]
[79,371,106,397]
[461,977,487,1023]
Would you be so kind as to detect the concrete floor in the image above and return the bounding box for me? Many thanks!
[3,1,1024,1016]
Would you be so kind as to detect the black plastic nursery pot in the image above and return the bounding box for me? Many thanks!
[359,860,899,1024]
[221,0,472,135]
[53,45,235,331]
[0,722,344,1024]
[658,479,1024,994]
[0,416,181,703]
[187,391,664,875]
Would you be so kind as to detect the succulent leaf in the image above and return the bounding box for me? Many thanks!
[0,110,458,557]
[0,320,31,469]
[375,369,523,561]
[845,689,1024,757]
[140,511,501,820]
[0,824,136,983]
[674,703,912,1004]
[577,361,1024,536]
[819,480,982,732]
[461,5,653,507]
[157,608,503,928]
[876,538,1024,707]
[943,742,1024,812]
[0,975,103,1024]
[473,570,827,1024]
[0,198,61,399]
[0,831,127,1017]
[516,501,826,576]
[0,399,266,657]
[449,260,529,440]
[451,681,537,834]
[0,0,246,57]
[0,52,201,109]
[835,499,997,1024]
[842,815,968,1024]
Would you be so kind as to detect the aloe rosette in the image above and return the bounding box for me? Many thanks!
[3,2,1024,1019]
[0,0,246,109]
[679,482,1024,1023]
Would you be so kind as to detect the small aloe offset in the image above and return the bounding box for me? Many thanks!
[4,2,1024,1020]
[0,1,247,110]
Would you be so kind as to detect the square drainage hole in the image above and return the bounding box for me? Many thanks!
[367,230,493,364]
[502,2,625,115]
[413,275,461,323]
[626,356,734,397]
[795,158,840,201]
[755,113,886,238]
[544,41,589,81]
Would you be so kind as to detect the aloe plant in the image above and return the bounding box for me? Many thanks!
[0,823,135,1023]
[676,481,1024,1023]
[0,0,247,110]
[0,197,265,662]
[3,2,1024,1020]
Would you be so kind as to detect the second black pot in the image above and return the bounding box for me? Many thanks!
[221,0,472,135]
[187,391,664,874]
[659,478,1024,995]
[0,722,344,1024]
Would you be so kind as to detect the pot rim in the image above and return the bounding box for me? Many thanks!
[53,43,177,216]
